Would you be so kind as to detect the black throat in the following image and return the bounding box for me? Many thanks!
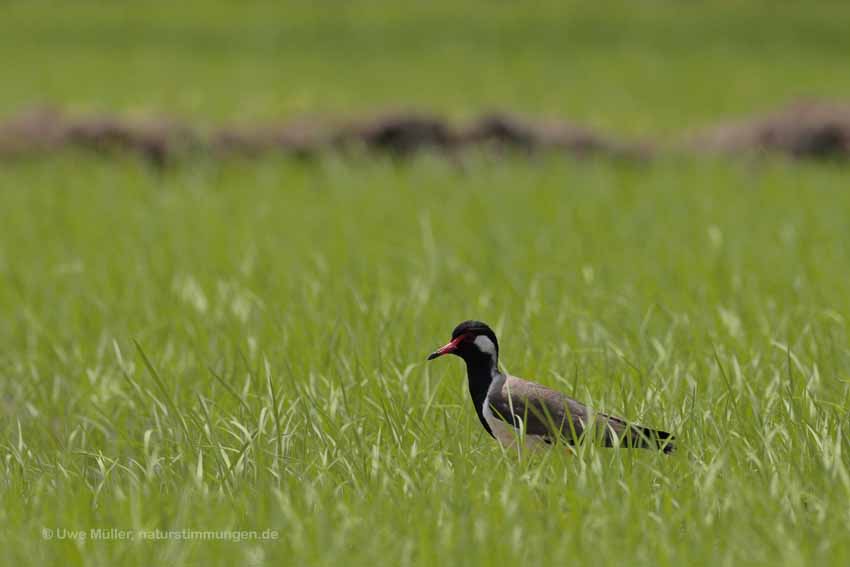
[462,351,499,438]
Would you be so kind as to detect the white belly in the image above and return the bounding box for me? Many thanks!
[482,399,547,449]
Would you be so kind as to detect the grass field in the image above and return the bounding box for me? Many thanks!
[4,0,850,133]
[2,2,850,566]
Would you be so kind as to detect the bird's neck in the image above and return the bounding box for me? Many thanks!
[463,353,501,437]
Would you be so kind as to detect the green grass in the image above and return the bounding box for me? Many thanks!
[3,0,850,133]
[2,1,850,565]
[1,154,850,565]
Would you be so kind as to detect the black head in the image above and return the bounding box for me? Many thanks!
[427,320,499,364]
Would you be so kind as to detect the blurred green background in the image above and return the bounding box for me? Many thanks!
[4,0,850,131]
[2,2,850,566]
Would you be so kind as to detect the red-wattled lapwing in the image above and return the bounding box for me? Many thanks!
[427,320,675,453]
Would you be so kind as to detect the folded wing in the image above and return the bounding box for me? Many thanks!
[487,375,674,452]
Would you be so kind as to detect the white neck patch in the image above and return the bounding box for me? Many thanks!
[473,335,498,361]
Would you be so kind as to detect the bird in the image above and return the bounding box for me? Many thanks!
[427,320,675,453]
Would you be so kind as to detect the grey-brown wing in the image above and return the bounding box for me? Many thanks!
[487,377,591,444]
[488,376,646,447]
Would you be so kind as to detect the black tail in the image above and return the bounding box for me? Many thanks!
[617,425,675,454]
[640,427,676,454]
[596,415,676,453]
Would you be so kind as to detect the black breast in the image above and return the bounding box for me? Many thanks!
[463,354,496,438]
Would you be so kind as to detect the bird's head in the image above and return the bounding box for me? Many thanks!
[427,320,499,366]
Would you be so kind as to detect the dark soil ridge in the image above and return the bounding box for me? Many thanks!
[1,100,849,166]
[687,100,850,160]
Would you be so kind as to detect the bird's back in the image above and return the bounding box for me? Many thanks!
[489,375,674,452]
